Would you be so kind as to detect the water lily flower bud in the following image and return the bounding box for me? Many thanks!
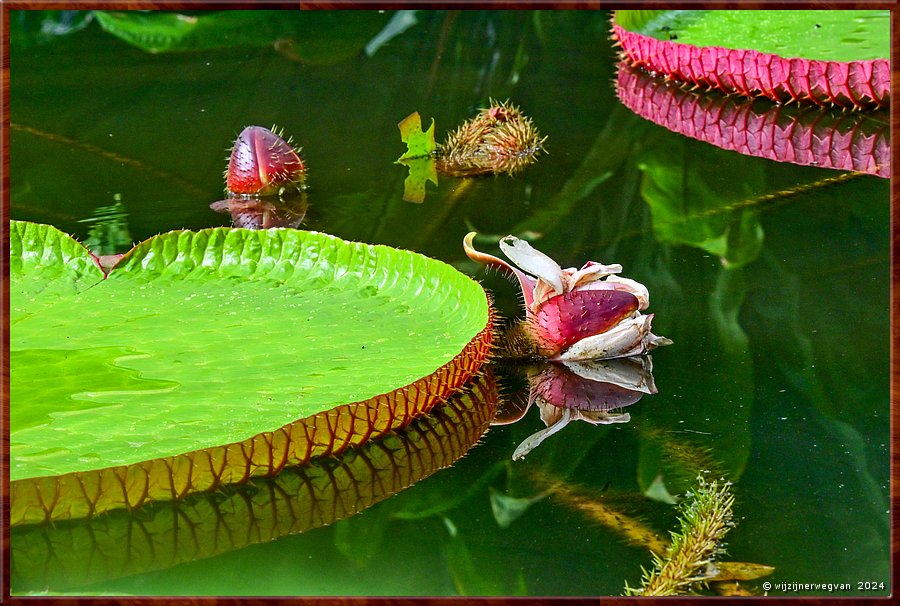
[225,125,306,196]
[464,233,672,361]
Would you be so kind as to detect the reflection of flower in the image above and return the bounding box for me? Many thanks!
[508,357,657,460]
[210,192,308,230]
[464,233,671,360]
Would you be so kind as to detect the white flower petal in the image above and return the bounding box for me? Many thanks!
[464,232,537,308]
[575,410,632,425]
[500,235,564,296]
[512,406,574,460]
[569,261,623,290]
[561,357,658,394]
[557,314,665,361]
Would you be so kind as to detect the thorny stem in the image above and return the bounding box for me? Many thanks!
[625,474,735,596]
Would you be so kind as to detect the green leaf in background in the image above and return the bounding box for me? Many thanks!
[615,10,888,62]
[636,268,753,498]
[92,10,389,63]
[396,112,439,203]
[10,221,492,524]
[637,136,765,269]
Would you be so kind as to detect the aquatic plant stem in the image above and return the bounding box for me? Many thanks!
[626,475,735,596]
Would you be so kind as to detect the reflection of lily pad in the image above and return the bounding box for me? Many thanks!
[616,62,890,178]
[10,221,492,524]
[612,10,889,108]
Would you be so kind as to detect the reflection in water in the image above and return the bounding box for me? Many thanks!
[616,62,889,178]
[496,357,658,460]
[78,198,133,255]
[210,190,308,229]
[11,371,498,593]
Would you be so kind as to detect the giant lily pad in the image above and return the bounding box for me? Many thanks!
[612,10,889,108]
[10,221,493,524]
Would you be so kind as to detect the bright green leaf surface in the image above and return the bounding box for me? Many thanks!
[616,10,888,62]
[10,222,489,481]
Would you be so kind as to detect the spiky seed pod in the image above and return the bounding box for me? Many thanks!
[437,100,547,177]
[225,126,306,196]
[610,22,889,110]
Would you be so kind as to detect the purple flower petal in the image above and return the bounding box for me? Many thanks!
[529,289,639,356]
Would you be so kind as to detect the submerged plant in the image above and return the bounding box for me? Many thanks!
[464,233,671,360]
[78,199,133,256]
[625,475,735,596]
[437,99,546,177]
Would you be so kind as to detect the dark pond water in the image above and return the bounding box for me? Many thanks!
[9,10,890,597]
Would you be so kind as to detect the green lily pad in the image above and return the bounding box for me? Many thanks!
[10,221,492,524]
[615,10,888,62]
